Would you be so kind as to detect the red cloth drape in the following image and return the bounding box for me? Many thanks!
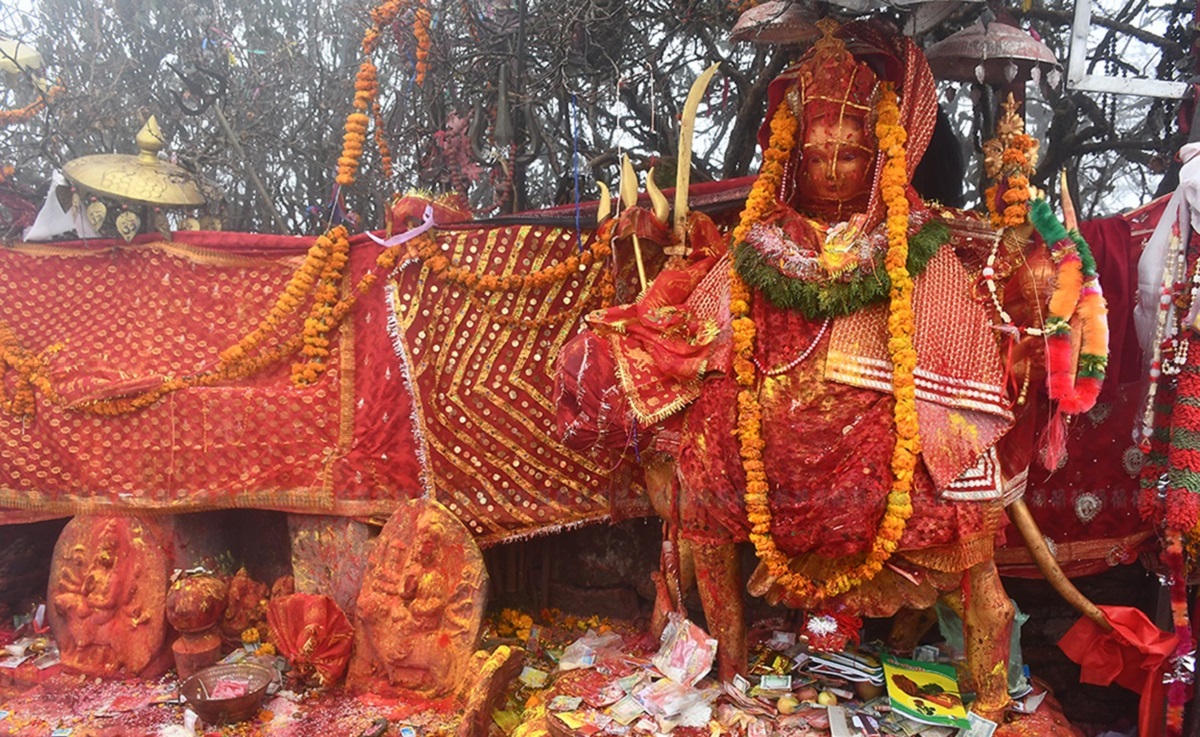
[1059,605,1177,737]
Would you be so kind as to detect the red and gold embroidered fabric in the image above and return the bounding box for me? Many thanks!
[1,223,627,544]
[0,231,422,518]
[387,223,630,545]
[826,246,1013,495]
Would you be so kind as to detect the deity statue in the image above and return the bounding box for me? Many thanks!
[347,499,487,698]
[47,515,170,677]
[555,19,1093,726]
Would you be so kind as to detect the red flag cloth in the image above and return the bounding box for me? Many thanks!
[267,593,354,687]
[1058,605,1177,737]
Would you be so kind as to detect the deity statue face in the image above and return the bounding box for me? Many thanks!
[800,115,874,206]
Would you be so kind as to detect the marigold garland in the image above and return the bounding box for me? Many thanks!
[372,101,394,180]
[411,218,615,295]
[343,0,430,188]
[413,5,432,87]
[0,223,422,417]
[983,98,1037,230]
[458,225,617,328]
[337,61,378,187]
[292,227,352,386]
[736,83,916,601]
[0,212,622,417]
[0,81,63,127]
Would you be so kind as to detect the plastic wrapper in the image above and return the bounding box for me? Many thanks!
[557,629,625,672]
[634,678,716,727]
[652,614,717,686]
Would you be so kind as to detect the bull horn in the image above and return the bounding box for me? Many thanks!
[596,181,612,223]
[674,62,720,246]
[1007,498,1112,631]
[619,154,648,292]
[620,153,638,209]
[646,168,669,224]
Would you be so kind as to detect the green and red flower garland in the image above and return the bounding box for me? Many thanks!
[1028,198,1108,414]
[1138,230,1200,737]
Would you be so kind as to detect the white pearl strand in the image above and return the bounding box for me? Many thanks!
[1140,229,1185,445]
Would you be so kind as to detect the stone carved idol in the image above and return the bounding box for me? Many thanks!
[347,499,487,697]
[47,515,170,677]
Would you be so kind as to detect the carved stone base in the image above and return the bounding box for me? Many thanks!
[456,646,525,737]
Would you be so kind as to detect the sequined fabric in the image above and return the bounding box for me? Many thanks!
[0,231,416,520]
[1,235,347,514]
[388,223,637,545]
[677,287,994,562]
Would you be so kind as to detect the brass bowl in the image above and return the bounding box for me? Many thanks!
[180,662,274,724]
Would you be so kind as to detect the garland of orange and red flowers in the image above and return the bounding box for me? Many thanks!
[293,227,351,385]
[413,5,432,86]
[734,83,916,601]
[0,214,619,417]
[411,221,613,294]
[0,81,63,127]
[1027,199,1108,415]
[984,132,1037,230]
[372,101,395,181]
[337,60,377,188]
[448,220,618,328]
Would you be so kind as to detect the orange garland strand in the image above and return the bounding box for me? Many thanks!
[337,61,377,187]
[985,133,1037,230]
[414,5,432,87]
[411,219,614,295]
[0,81,63,127]
[0,225,418,416]
[372,101,394,180]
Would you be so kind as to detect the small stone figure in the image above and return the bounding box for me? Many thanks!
[347,499,487,698]
[47,515,169,677]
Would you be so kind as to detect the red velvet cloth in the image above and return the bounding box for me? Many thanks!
[1080,216,1141,393]
[998,386,1151,576]
[1059,605,1176,737]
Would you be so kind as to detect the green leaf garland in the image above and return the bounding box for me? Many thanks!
[732,218,949,319]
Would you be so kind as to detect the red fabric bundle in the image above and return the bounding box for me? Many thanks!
[267,593,354,687]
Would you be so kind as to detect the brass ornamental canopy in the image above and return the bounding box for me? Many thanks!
[62,116,207,207]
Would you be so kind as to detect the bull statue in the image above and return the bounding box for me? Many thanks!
[550,20,1118,723]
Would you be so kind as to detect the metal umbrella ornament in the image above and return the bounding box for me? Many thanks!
[925,21,1061,87]
[62,116,213,241]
